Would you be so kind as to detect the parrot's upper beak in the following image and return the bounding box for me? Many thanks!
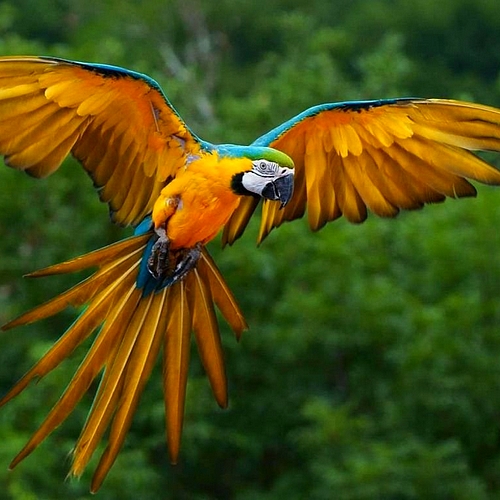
[261,171,294,208]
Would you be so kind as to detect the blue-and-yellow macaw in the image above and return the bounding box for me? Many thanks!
[2,56,500,491]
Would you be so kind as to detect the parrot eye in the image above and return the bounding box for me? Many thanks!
[252,159,280,177]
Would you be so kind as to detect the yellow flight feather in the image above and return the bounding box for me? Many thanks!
[335,156,367,223]
[236,99,500,241]
[221,196,260,247]
[304,151,324,229]
[0,56,201,225]
[0,82,41,100]
[27,235,149,277]
[342,154,399,218]
[2,244,145,330]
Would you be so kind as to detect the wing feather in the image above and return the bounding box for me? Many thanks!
[222,196,260,247]
[305,139,330,229]
[387,140,477,197]
[0,103,61,147]
[6,114,85,175]
[0,56,204,226]
[365,145,443,207]
[233,98,500,243]
[257,140,310,241]
[110,149,158,226]
[342,154,399,218]
[335,156,367,223]
[397,135,500,184]
[360,146,416,210]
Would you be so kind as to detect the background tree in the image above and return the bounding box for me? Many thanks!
[1,0,500,498]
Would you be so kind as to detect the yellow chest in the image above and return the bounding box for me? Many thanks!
[154,154,252,249]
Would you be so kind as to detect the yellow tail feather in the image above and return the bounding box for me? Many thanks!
[1,233,248,491]
[163,281,191,464]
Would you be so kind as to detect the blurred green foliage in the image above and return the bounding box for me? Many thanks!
[1,0,500,498]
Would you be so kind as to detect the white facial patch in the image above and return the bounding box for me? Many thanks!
[241,160,291,196]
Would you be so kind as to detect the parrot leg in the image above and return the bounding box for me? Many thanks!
[147,227,201,287]
[167,243,202,287]
[148,226,170,280]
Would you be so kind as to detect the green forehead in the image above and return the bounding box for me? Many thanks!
[247,147,294,168]
[217,144,295,168]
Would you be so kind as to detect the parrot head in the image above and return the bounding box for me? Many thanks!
[229,146,295,207]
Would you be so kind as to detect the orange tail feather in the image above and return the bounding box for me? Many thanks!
[1,232,247,491]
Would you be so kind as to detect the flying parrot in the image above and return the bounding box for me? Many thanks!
[2,56,500,491]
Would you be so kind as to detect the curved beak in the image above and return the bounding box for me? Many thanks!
[261,172,294,208]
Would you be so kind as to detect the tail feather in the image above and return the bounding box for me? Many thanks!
[2,235,149,330]
[189,268,228,408]
[9,284,141,471]
[163,281,191,464]
[0,255,142,406]
[70,289,144,479]
[89,290,167,493]
[198,251,248,339]
[1,232,248,491]
[72,291,154,480]
[26,234,150,277]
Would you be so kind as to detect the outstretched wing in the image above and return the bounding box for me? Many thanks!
[0,56,203,226]
[223,98,500,244]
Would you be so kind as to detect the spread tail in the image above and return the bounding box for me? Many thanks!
[1,233,247,492]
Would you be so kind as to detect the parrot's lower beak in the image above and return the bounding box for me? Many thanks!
[262,172,294,208]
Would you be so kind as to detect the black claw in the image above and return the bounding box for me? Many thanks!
[147,228,202,287]
[167,244,202,286]
[147,231,170,280]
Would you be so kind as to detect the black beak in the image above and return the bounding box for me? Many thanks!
[261,173,294,208]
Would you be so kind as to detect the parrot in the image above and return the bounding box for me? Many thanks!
[2,55,500,492]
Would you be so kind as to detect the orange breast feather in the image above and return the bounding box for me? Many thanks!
[154,154,252,249]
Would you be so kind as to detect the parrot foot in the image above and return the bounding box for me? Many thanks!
[147,227,201,287]
[148,226,170,280]
[168,243,202,287]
